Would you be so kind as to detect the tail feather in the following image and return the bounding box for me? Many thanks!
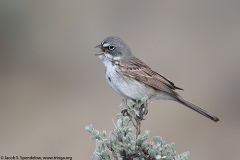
[176,96,220,122]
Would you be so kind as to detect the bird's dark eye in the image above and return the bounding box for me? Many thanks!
[108,45,115,50]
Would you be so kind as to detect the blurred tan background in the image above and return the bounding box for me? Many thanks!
[0,0,240,159]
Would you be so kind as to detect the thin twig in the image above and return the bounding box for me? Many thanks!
[135,117,141,137]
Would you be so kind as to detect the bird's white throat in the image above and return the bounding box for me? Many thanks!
[98,54,120,68]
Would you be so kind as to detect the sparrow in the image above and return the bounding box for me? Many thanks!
[95,36,219,122]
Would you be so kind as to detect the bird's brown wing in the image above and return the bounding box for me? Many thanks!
[117,58,183,96]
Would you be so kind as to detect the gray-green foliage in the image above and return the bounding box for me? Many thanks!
[85,97,190,160]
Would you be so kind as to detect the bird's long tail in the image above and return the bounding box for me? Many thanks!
[176,96,220,122]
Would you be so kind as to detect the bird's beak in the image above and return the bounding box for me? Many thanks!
[95,44,102,48]
[94,44,105,56]
[95,52,104,56]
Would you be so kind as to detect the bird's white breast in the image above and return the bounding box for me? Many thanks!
[102,58,153,99]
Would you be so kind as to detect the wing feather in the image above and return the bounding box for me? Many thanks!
[118,58,183,96]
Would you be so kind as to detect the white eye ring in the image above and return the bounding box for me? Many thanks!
[108,45,115,50]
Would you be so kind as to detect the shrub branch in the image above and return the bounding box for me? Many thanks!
[85,97,190,160]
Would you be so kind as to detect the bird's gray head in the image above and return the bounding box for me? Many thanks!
[95,36,133,61]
